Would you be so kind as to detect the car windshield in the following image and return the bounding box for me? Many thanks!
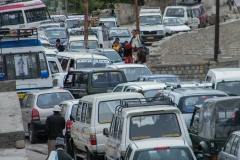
[37,92,73,109]
[163,18,185,26]
[166,8,185,17]
[139,16,162,25]
[217,81,240,96]
[109,29,130,38]
[133,147,194,160]
[76,59,110,68]
[130,113,181,140]
[101,21,115,28]
[143,89,162,98]
[179,95,227,113]
[69,40,98,49]
[120,67,151,81]
[45,29,67,39]
[66,19,79,28]
[149,77,180,83]
[104,51,122,63]
[91,71,124,88]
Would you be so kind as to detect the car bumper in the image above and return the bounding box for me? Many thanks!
[31,120,46,135]
[141,34,164,41]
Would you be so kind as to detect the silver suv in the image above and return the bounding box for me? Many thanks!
[21,89,74,143]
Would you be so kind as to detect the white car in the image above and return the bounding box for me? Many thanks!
[106,64,152,82]
[52,72,68,89]
[124,138,198,160]
[112,82,158,92]
[47,57,63,75]
[164,17,191,35]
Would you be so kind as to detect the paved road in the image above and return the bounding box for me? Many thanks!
[25,136,48,156]
[26,150,48,160]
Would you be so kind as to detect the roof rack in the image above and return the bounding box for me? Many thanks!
[0,28,39,47]
[115,97,174,116]
[40,19,64,25]
[69,28,98,37]
[165,81,213,90]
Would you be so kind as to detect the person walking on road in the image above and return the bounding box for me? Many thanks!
[135,45,147,65]
[56,137,72,160]
[45,105,65,156]
[130,29,141,61]
[123,41,133,63]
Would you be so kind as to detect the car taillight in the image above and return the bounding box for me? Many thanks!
[32,109,40,120]
[232,111,236,118]
[66,120,73,132]
[90,134,97,145]
[154,146,170,150]
[210,155,218,160]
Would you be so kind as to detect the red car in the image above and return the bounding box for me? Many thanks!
[191,3,208,28]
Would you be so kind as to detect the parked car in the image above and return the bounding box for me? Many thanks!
[70,92,145,160]
[161,81,228,127]
[60,99,79,157]
[64,68,127,98]
[163,17,191,35]
[191,3,208,27]
[189,96,240,160]
[218,130,240,160]
[124,138,200,160]
[106,64,152,82]
[112,82,157,92]
[137,74,181,83]
[108,27,131,46]
[103,98,192,160]
[205,68,240,96]
[21,89,74,143]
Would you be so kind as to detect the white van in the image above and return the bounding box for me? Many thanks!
[205,68,240,96]
[163,5,200,29]
[70,92,145,160]
[103,102,192,160]
[56,52,111,72]
[47,57,63,74]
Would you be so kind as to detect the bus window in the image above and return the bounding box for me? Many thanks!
[24,7,49,23]
[39,53,49,78]
[1,11,24,26]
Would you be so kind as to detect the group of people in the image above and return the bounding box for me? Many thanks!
[112,29,147,64]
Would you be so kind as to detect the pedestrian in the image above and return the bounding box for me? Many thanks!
[56,39,65,52]
[52,137,72,160]
[136,29,143,44]
[123,41,133,63]
[45,105,65,156]
[112,41,121,52]
[130,29,141,61]
[110,9,116,17]
[135,45,147,65]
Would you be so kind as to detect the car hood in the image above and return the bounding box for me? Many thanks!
[48,38,67,45]
[166,25,191,32]
[140,25,164,31]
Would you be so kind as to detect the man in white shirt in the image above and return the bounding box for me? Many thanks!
[130,29,141,62]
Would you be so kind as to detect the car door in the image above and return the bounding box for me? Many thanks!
[21,94,29,132]
[71,101,82,149]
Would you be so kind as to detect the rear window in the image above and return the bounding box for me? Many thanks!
[143,90,162,98]
[133,147,194,160]
[92,71,124,88]
[130,113,181,140]
[179,95,227,113]
[149,77,180,83]
[37,92,73,109]
[166,8,185,17]
[60,104,68,117]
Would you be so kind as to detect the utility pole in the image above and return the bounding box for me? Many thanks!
[134,0,140,31]
[65,0,69,18]
[84,0,89,49]
[214,0,220,67]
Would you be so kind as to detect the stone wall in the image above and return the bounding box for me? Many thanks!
[145,0,176,13]
[148,58,239,81]
[149,19,240,66]
[114,3,140,25]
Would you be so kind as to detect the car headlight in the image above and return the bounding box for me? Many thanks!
[157,30,163,34]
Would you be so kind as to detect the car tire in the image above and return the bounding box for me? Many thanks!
[87,149,94,160]
[29,125,37,144]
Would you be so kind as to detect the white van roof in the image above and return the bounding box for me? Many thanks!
[207,68,240,81]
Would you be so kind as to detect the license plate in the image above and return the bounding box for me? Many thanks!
[146,37,154,40]
[18,94,25,99]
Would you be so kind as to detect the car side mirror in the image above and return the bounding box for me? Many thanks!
[194,151,203,160]
[103,128,109,137]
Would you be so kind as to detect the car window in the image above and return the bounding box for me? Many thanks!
[130,113,181,140]
[231,135,240,156]
[21,94,29,108]
[86,104,92,124]
[60,104,68,118]
[113,86,123,92]
[76,102,82,121]
[131,88,137,92]
[71,104,78,120]
[64,72,73,87]
[120,67,151,81]
[48,60,60,74]
[224,134,236,153]
[81,103,87,123]
[37,92,73,109]
[126,88,131,92]
[109,116,116,137]
[25,94,33,108]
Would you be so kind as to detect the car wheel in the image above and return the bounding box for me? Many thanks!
[29,125,37,144]
[87,149,94,160]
